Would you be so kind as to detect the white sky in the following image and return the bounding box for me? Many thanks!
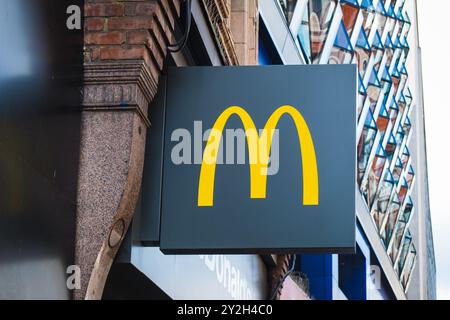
[417,0,450,300]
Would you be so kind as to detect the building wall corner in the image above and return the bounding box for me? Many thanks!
[74,0,181,300]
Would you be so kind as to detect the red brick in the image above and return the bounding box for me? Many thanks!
[86,31,125,45]
[85,3,124,17]
[135,3,157,16]
[91,48,101,61]
[108,17,153,30]
[85,18,106,31]
[127,30,150,45]
[99,46,147,60]
[124,3,137,16]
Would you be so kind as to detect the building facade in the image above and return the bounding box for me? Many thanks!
[0,0,435,300]
[263,0,436,300]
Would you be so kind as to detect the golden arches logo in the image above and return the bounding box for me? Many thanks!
[198,105,319,207]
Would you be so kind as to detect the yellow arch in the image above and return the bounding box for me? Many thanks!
[197,105,319,207]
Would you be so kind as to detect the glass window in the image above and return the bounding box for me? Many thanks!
[371,169,395,230]
[396,124,405,146]
[381,191,401,248]
[392,156,403,185]
[398,177,408,205]
[401,146,410,168]
[405,165,415,188]
[403,196,414,222]
[329,20,353,64]
[309,0,338,62]
[341,1,359,37]
[395,230,412,275]
[403,115,412,137]
[401,245,416,289]
[297,5,312,62]
[361,143,387,208]
[361,0,376,41]
[385,133,397,162]
[279,0,298,24]
[357,74,368,120]
[389,197,413,264]
[376,103,390,138]
[357,109,378,185]
[389,215,407,262]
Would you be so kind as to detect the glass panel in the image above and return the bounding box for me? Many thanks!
[357,74,367,120]
[355,46,371,75]
[371,169,394,230]
[398,178,408,205]
[405,165,415,188]
[297,5,311,61]
[396,17,405,40]
[373,30,384,49]
[395,231,412,275]
[389,99,399,125]
[384,37,395,69]
[361,0,376,40]
[361,144,386,208]
[309,0,338,62]
[390,194,413,265]
[357,110,378,185]
[401,146,410,168]
[396,124,405,147]
[381,191,401,248]
[382,65,392,82]
[389,216,407,262]
[401,245,416,288]
[341,2,359,37]
[387,3,397,20]
[279,0,298,24]
[403,115,412,137]
[385,133,397,162]
[376,104,390,137]
[354,25,371,76]
[402,196,414,223]
[329,21,353,64]
[334,20,353,50]
[392,156,403,184]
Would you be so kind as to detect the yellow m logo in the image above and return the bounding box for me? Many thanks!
[198,105,319,207]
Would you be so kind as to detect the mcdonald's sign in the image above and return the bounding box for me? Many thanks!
[198,105,319,207]
[145,65,356,254]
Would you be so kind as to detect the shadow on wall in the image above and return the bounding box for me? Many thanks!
[0,0,83,299]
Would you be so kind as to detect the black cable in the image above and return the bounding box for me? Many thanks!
[269,255,297,300]
[168,0,192,53]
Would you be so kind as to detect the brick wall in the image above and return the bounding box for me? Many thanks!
[84,0,181,81]
[75,0,182,300]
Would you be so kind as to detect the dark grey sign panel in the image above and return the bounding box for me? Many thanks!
[159,65,356,254]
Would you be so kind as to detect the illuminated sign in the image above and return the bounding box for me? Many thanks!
[147,65,356,254]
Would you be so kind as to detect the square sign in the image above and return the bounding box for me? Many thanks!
[159,65,356,254]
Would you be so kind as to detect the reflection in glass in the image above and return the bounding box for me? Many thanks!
[371,169,395,230]
[361,144,386,209]
[297,6,312,61]
[392,156,403,185]
[395,230,412,275]
[341,1,359,37]
[328,20,353,64]
[309,0,338,62]
[279,0,298,24]
[401,245,416,289]
[381,191,401,248]
[357,109,377,185]
[354,28,371,88]
[385,133,397,163]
